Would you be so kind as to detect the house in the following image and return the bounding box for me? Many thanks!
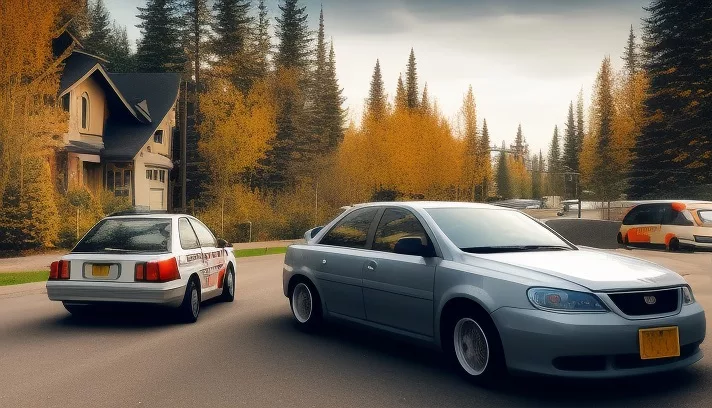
[53,31,181,212]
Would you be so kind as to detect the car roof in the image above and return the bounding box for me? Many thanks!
[347,201,504,210]
[631,200,712,208]
[105,213,193,220]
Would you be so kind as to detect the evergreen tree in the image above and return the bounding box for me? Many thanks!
[255,0,271,77]
[622,25,639,79]
[562,101,578,171]
[105,22,135,72]
[405,48,419,109]
[395,73,407,110]
[591,56,620,200]
[421,83,430,114]
[181,0,212,83]
[323,42,346,149]
[576,88,585,157]
[309,7,328,145]
[478,119,492,200]
[135,0,184,73]
[69,0,91,41]
[629,0,712,198]
[275,0,311,71]
[83,0,111,58]
[548,125,562,196]
[211,0,254,90]
[495,142,511,199]
[461,86,478,200]
[366,59,387,121]
[513,124,525,160]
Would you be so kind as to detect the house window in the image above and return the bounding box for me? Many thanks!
[159,170,165,183]
[61,94,70,112]
[146,170,152,180]
[154,130,164,144]
[146,168,167,183]
[107,166,131,197]
[81,92,89,129]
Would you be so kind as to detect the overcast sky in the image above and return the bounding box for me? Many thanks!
[105,0,648,154]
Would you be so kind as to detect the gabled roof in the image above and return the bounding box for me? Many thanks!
[102,72,181,160]
[59,52,104,95]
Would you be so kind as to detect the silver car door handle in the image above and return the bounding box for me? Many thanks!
[322,259,327,265]
[367,265,374,270]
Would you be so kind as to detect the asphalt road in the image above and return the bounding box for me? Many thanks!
[1,252,711,408]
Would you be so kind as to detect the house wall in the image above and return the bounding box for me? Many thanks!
[65,75,107,141]
[132,106,176,211]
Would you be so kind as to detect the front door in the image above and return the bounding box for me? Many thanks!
[189,218,223,296]
[314,207,380,320]
[362,208,437,337]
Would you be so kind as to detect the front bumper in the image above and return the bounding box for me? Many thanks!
[492,304,706,378]
[46,280,186,307]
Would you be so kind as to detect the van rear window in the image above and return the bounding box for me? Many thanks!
[72,218,171,253]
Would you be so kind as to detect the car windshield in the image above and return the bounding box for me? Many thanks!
[72,218,172,253]
[426,208,573,253]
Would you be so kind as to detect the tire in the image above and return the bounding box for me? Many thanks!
[617,233,624,246]
[668,237,680,252]
[177,279,200,323]
[443,307,506,385]
[220,266,235,302]
[289,280,322,331]
[63,302,93,318]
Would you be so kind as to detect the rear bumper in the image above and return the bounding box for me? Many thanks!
[492,304,706,378]
[46,280,186,307]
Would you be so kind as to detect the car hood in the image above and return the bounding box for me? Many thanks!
[471,248,686,291]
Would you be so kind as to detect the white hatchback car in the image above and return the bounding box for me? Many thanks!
[46,213,237,322]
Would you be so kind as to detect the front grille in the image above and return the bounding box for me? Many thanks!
[608,288,679,316]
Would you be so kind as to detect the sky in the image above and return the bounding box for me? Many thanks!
[105,0,649,154]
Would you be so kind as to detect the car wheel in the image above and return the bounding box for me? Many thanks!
[177,279,200,323]
[617,233,624,245]
[220,266,235,302]
[668,237,680,252]
[445,308,505,384]
[289,280,322,331]
[63,302,93,318]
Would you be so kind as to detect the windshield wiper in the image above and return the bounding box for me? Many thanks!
[460,245,572,254]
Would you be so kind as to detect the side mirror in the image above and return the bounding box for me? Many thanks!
[394,237,430,257]
[217,238,230,248]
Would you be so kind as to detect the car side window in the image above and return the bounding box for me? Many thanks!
[622,207,639,225]
[179,218,200,250]
[319,207,379,249]
[189,219,217,247]
[624,204,664,225]
[662,206,694,226]
[373,208,431,253]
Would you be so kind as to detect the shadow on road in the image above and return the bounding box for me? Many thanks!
[260,314,706,407]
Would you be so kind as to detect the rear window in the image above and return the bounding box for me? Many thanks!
[72,218,172,253]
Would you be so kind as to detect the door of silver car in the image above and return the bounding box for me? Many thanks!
[362,208,437,337]
[314,207,381,320]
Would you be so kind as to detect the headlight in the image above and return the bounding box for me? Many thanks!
[682,286,695,305]
[527,288,608,312]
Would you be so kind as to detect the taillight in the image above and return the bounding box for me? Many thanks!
[135,258,179,282]
[50,260,70,280]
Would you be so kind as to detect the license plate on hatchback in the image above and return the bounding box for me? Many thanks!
[91,264,110,277]
[639,326,680,360]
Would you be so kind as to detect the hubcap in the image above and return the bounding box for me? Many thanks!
[228,271,234,296]
[454,318,489,376]
[292,283,312,323]
[191,287,199,318]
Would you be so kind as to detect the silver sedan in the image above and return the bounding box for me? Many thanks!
[282,202,706,382]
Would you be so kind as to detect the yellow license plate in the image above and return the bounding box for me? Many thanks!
[92,265,110,277]
[639,326,680,360]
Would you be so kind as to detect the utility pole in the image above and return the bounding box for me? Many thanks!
[180,80,187,211]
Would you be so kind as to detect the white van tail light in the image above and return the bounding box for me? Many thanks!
[135,258,180,282]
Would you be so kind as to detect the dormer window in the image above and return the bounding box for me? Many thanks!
[61,94,70,112]
[154,129,164,144]
[81,92,90,129]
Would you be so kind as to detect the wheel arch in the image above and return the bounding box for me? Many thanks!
[435,288,496,349]
[287,274,327,315]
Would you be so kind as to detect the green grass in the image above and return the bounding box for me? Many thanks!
[233,247,288,258]
[0,271,49,286]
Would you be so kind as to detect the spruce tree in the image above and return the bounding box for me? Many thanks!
[69,0,91,41]
[309,7,328,146]
[495,143,511,199]
[622,25,639,79]
[366,59,387,121]
[629,0,712,198]
[135,0,185,73]
[105,23,135,72]
[323,42,346,149]
[181,0,212,85]
[576,88,585,158]
[212,0,252,61]
[395,73,407,110]
[562,101,578,171]
[591,56,620,200]
[405,48,419,109]
[513,124,525,160]
[420,83,430,114]
[548,125,561,196]
[275,0,311,71]
[478,119,492,200]
[255,0,271,77]
[84,0,112,58]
